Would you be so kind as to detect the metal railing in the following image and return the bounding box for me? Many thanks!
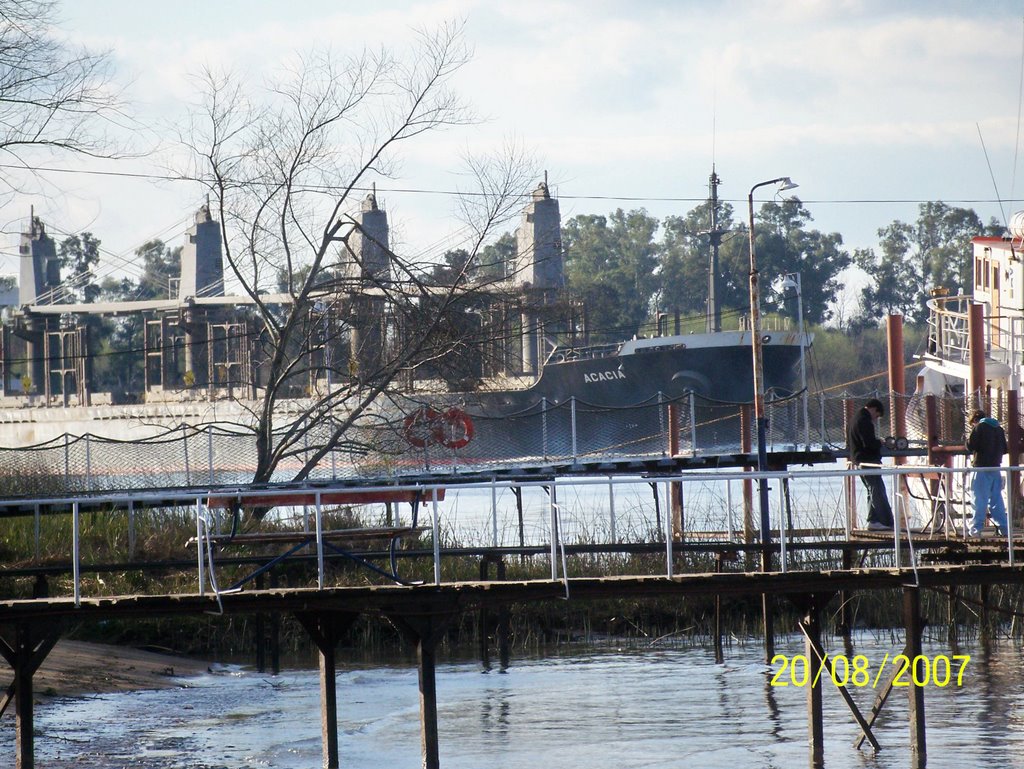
[19,459,1023,606]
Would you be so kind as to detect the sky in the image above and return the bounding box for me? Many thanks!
[6,0,1024,316]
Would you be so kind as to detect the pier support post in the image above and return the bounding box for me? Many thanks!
[478,556,510,671]
[391,612,457,769]
[801,602,825,769]
[904,587,926,768]
[0,624,61,769]
[295,612,358,769]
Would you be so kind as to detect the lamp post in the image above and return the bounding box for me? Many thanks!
[781,272,810,449]
[748,176,798,556]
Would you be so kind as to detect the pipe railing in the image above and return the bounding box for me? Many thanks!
[12,461,1023,603]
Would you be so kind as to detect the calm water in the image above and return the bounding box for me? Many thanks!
[3,633,1024,768]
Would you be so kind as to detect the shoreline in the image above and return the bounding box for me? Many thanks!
[29,639,212,700]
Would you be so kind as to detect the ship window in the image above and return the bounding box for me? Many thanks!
[976,257,983,289]
[984,258,990,289]
[993,266,1000,293]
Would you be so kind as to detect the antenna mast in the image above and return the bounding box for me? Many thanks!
[706,168,724,333]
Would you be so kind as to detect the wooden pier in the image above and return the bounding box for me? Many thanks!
[3,554,1024,768]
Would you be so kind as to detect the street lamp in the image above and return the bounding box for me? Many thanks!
[780,272,810,449]
[748,176,798,556]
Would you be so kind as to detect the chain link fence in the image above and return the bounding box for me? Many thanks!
[0,391,1002,496]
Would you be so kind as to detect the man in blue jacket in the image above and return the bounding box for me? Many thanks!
[848,398,895,530]
[967,409,1008,537]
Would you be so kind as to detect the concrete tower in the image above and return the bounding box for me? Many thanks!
[512,182,563,289]
[179,205,224,299]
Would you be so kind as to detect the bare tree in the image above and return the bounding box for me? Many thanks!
[0,0,125,191]
[183,24,537,485]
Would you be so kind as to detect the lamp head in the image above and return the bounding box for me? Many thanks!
[780,275,799,297]
[778,177,798,192]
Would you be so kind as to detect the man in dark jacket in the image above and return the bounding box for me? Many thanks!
[848,398,894,530]
[967,409,1008,536]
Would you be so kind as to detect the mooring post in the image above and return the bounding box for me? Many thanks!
[0,624,61,769]
[295,612,358,769]
[904,587,926,767]
[255,573,266,673]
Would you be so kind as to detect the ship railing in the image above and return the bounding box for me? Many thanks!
[926,293,1024,368]
[8,460,1019,605]
[925,294,971,364]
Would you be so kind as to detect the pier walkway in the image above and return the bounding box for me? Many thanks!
[1,456,1023,768]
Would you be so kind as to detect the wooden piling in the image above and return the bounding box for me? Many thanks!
[904,587,926,767]
[295,611,357,769]
[802,603,825,769]
[392,613,456,769]
[0,624,60,769]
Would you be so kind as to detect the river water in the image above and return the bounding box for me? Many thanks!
[2,632,1022,768]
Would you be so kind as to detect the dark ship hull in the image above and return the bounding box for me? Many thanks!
[401,329,808,461]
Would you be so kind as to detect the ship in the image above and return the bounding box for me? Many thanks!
[0,174,808,473]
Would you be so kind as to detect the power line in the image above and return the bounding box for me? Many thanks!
[2,162,1021,207]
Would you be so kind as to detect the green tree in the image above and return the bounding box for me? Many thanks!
[135,240,182,299]
[733,198,851,326]
[57,232,101,303]
[855,202,1001,327]
[659,201,741,319]
[562,208,659,341]
[477,232,515,281]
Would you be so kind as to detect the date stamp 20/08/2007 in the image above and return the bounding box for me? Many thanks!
[769,654,970,689]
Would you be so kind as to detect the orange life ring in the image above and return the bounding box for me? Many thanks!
[439,408,474,449]
[403,406,442,448]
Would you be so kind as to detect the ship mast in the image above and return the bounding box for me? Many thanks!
[706,168,724,333]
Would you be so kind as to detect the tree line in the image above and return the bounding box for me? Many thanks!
[539,198,1002,341]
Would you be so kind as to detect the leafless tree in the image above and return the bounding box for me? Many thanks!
[183,24,537,485]
[0,0,125,193]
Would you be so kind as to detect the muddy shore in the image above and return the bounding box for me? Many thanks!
[28,640,211,699]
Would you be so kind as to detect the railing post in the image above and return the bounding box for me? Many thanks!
[73,501,81,607]
[570,397,578,462]
[777,478,787,572]
[85,434,91,491]
[490,481,498,549]
[208,425,215,485]
[608,479,617,542]
[128,500,136,560]
[182,424,191,486]
[549,481,559,580]
[541,397,548,459]
[664,480,674,579]
[315,491,324,589]
[431,487,441,585]
[195,498,204,597]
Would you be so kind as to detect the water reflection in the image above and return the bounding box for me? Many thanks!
[1,634,1023,768]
